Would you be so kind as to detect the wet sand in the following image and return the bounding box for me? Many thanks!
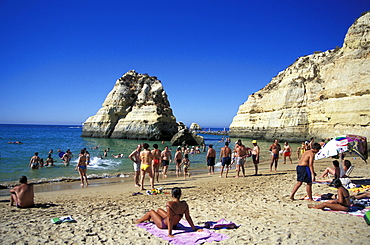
[0,155,369,244]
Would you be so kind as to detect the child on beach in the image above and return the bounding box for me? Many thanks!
[75,149,88,186]
[181,154,191,179]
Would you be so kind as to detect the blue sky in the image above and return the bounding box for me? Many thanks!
[0,1,369,128]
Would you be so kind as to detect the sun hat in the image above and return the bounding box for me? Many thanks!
[252,140,257,144]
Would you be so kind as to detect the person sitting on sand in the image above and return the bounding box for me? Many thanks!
[135,187,203,237]
[9,176,34,208]
[308,178,350,211]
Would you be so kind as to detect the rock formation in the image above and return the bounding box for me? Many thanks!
[229,12,370,142]
[190,123,202,131]
[82,70,178,140]
[171,128,205,146]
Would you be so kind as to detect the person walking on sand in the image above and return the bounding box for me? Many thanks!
[151,144,161,183]
[283,142,293,164]
[269,139,281,172]
[235,142,247,178]
[29,152,40,169]
[206,144,216,175]
[139,143,154,191]
[129,144,142,187]
[219,142,232,178]
[9,176,34,208]
[75,149,89,186]
[174,147,183,177]
[290,143,321,201]
[161,146,172,179]
[251,140,260,175]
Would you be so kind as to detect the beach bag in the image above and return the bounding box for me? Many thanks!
[321,193,334,200]
[364,210,370,225]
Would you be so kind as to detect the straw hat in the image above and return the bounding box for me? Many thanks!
[252,140,257,144]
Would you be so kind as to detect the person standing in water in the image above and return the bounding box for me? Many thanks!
[139,143,154,191]
[206,144,216,175]
[151,144,161,183]
[161,146,172,179]
[129,144,142,187]
[251,140,260,175]
[219,142,232,178]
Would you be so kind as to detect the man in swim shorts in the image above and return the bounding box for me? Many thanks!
[129,144,142,187]
[283,142,293,164]
[139,143,154,191]
[219,142,231,178]
[28,152,40,169]
[251,140,260,175]
[234,142,247,178]
[269,139,281,172]
[161,146,172,178]
[9,176,34,208]
[290,143,321,201]
[174,147,183,177]
[206,144,216,175]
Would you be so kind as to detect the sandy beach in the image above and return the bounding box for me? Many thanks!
[1,155,369,244]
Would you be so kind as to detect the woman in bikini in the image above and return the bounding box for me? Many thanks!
[308,178,350,211]
[75,149,88,186]
[139,143,154,191]
[135,187,203,237]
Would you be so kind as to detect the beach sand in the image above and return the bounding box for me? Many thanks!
[1,156,369,244]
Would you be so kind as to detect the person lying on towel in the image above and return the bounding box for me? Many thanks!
[135,187,203,237]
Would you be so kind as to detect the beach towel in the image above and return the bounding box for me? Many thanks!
[51,215,76,224]
[204,218,240,229]
[136,219,229,245]
[326,206,370,217]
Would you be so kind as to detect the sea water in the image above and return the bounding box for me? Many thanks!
[0,124,300,185]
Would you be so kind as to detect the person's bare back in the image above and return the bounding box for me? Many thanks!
[10,176,34,208]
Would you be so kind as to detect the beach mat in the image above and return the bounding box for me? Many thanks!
[137,219,229,245]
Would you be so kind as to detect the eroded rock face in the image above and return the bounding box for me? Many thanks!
[190,123,202,131]
[82,70,178,140]
[229,12,370,141]
[171,128,204,146]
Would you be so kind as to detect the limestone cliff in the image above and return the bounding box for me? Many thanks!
[82,70,178,140]
[229,12,370,142]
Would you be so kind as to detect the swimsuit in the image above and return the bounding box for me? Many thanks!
[221,157,231,166]
[176,159,182,164]
[78,165,87,170]
[296,165,312,183]
[207,157,215,166]
[162,160,169,166]
[235,157,245,165]
[141,163,150,171]
[284,152,291,157]
[133,162,140,172]
[153,159,160,165]
[252,154,259,164]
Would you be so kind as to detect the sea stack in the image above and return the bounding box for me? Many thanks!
[229,12,370,141]
[82,70,178,140]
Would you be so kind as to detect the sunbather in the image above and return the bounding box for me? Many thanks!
[308,179,350,211]
[353,191,370,200]
[135,187,203,237]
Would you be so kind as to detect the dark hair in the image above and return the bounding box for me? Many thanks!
[333,178,343,188]
[34,152,38,156]
[142,143,149,149]
[225,142,229,146]
[19,176,27,184]
[184,154,189,159]
[153,144,158,149]
[80,149,85,154]
[332,160,340,167]
[312,143,321,150]
[344,160,352,168]
[172,187,182,199]
[209,144,213,148]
